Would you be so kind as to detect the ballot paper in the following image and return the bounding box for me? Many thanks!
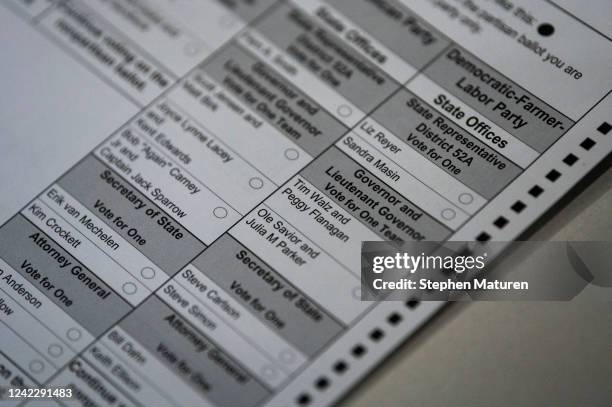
[0,0,610,406]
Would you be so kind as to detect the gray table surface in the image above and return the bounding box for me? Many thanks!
[342,165,612,407]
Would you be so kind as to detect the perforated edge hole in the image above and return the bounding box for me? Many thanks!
[493,216,508,229]
[528,185,544,197]
[351,344,367,358]
[296,393,311,405]
[315,377,330,391]
[597,122,610,135]
[406,299,420,309]
[369,328,385,342]
[511,201,526,213]
[563,153,578,166]
[546,169,561,182]
[580,137,596,150]
[333,360,348,374]
[476,232,491,242]
[387,312,402,325]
